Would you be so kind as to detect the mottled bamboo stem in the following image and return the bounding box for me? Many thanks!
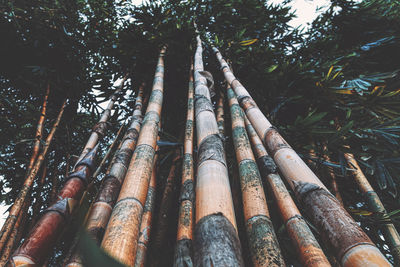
[173,63,195,267]
[0,85,50,254]
[65,84,146,267]
[10,75,127,266]
[213,46,391,267]
[345,152,400,265]
[244,116,331,267]
[101,47,166,266]
[193,36,243,267]
[2,100,66,264]
[216,90,225,137]
[227,86,285,266]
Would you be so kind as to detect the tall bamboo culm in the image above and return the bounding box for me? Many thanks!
[212,46,391,267]
[244,116,331,267]
[101,46,166,266]
[65,84,146,267]
[9,76,127,267]
[345,152,400,265]
[193,36,244,266]
[227,86,285,266]
[0,85,50,254]
[173,63,195,267]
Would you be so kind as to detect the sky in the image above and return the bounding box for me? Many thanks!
[0,0,332,229]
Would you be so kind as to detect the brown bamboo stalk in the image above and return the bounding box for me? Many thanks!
[0,99,66,261]
[216,90,225,137]
[344,152,400,265]
[28,165,48,231]
[65,84,146,267]
[173,63,195,267]
[10,75,127,266]
[0,85,50,254]
[101,47,166,266]
[244,116,331,267]
[227,86,285,266]
[193,36,244,266]
[213,46,391,267]
[322,143,343,205]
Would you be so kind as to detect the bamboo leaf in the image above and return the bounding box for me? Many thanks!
[240,39,258,46]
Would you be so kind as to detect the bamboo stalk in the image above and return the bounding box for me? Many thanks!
[193,36,244,266]
[244,116,331,267]
[101,47,166,266]
[227,86,285,266]
[322,143,343,205]
[10,76,127,266]
[344,152,400,265]
[65,84,146,267]
[173,63,195,267]
[0,85,50,254]
[213,46,391,267]
[28,165,48,231]
[216,90,225,137]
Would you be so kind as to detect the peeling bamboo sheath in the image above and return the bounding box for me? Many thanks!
[213,46,392,267]
[173,63,195,267]
[193,36,244,266]
[101,46,166,266]
[10,77,127,266]
[345,152,400,265]
[65,84,146,267]
[244,116,331,267]
[227,86,285,266]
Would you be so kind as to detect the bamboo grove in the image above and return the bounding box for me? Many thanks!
[2,1,400,266]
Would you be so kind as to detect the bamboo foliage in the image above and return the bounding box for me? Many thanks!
[193,35,244,266]
[101,46,166,266]
[227,86,285,266]
[65,84,146,267]
[9,76,127,266]
[173,63,195,267]
[344,152,400,265]
[212,46,392,267]
[244,116,331,267]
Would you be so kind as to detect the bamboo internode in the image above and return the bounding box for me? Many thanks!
[174,63,195,267]
[193,35,244,266]
[244,116,331,267]
[9,76,127,266]
[213,46,391,267]
[101,46,166,266]
[227,86,285,266]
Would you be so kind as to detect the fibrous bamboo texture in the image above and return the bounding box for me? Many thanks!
[345,152,400,265]
[193,36,244,266]
[101,46,166,266]
[173,63,195,267]
[10,76,127,266]
[244,116,331,267]
[213,46,391,267]
[65,84,146,267]
[227,86,285,266]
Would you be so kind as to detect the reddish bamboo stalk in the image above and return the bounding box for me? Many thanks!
[1,99,66,262]
[101,47,166,266]
[345,152,400,265]
[28,165,48,231]
[173,63,195,267]
[65,84,146,267]
[10,76,127,266]
[193,36,243,266]
[244,116,331,267]
[227,86,285,266]
[0,85,50,253]
[213,46,391,267]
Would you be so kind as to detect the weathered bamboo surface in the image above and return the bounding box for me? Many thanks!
[213,46,391,267]
[173,63,195,267]
[227,86,285,267]
[244,116,331,267]
[193,35,244,267]
[101,46,166,266]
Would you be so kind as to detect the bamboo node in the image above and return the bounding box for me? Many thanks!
[92,121,109,137]
[197,134,226,166]
[194,95,214,117]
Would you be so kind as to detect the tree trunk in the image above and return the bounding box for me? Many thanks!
[10,75,127,266]
[213,46,391,267]
[173,63,195,267]
[101,47,166,266]
[193,36,244,267]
